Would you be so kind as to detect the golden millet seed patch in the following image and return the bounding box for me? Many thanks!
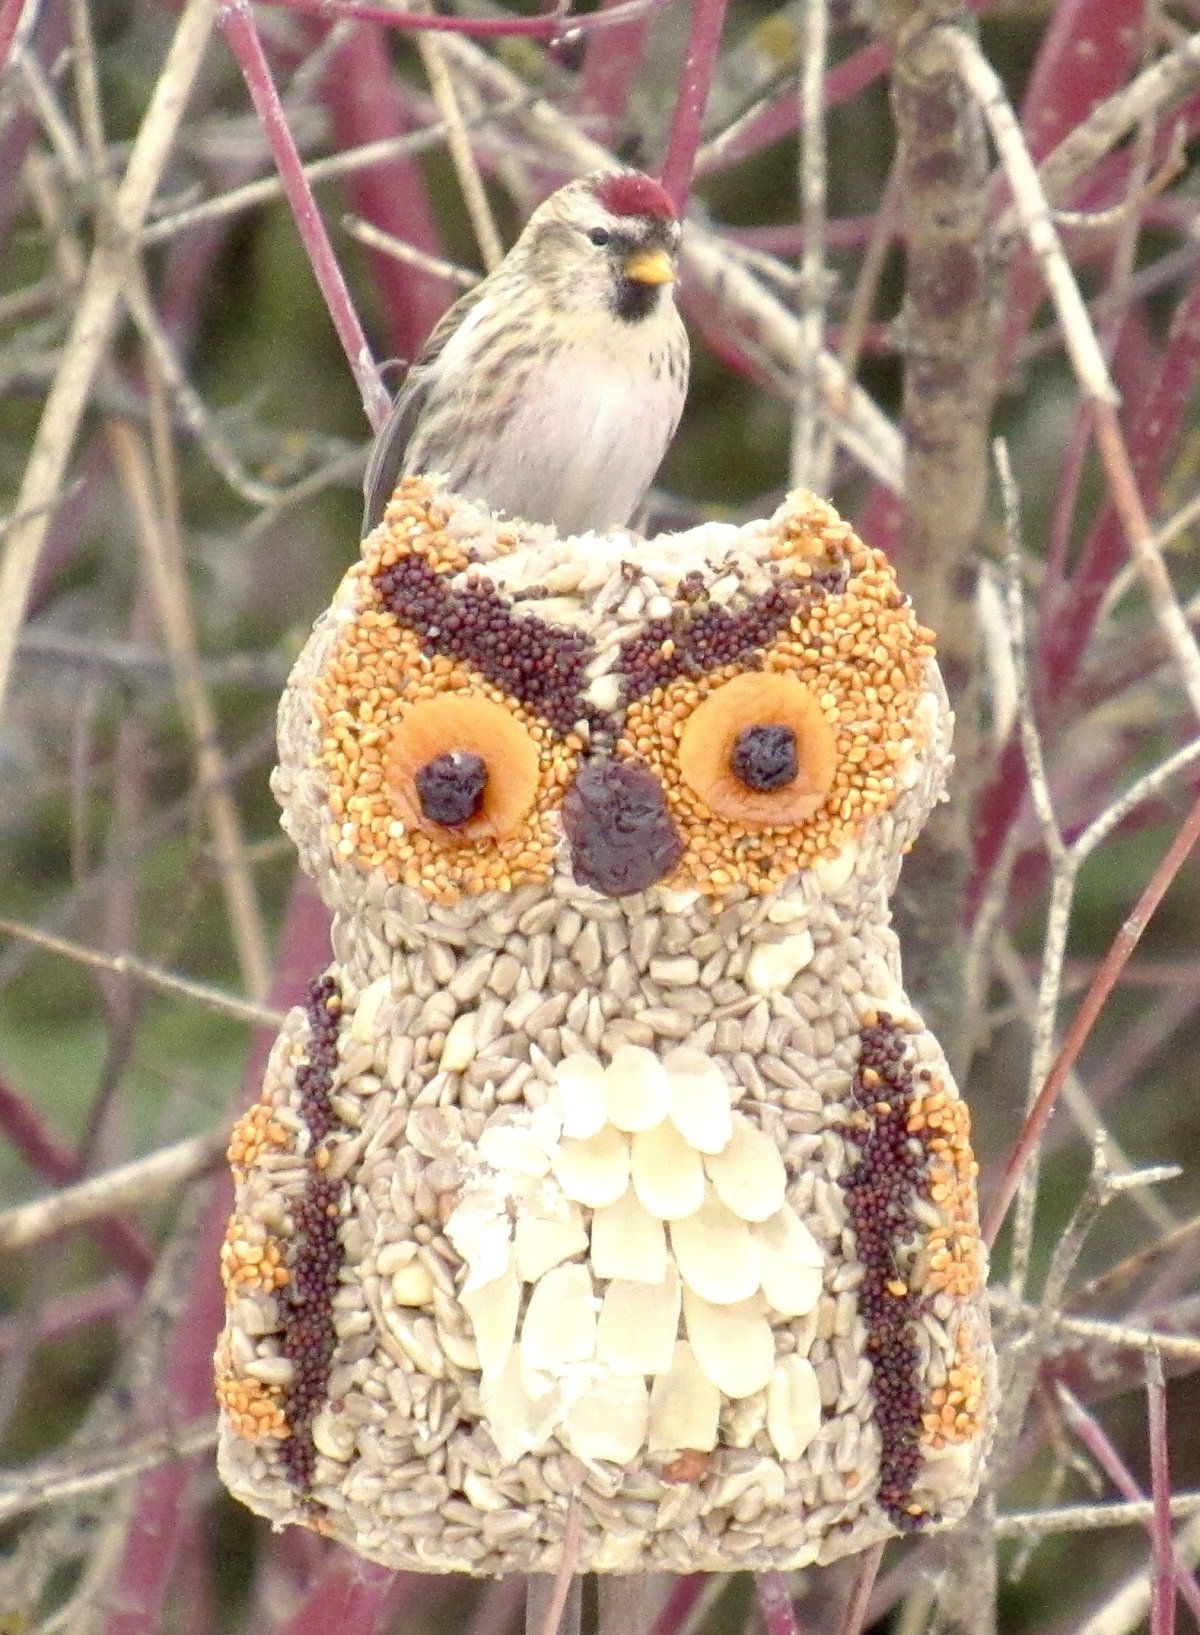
[227,1097,289,1177]
[618,558,935,896]
[215,1349,289,1442]
[220,1215,290,1295]
[311,612,576,904]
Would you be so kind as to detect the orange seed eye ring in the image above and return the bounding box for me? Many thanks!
[383,693,540,842]
[677,672,838,826]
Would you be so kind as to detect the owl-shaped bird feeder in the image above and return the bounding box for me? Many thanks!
[216,478,994,1575]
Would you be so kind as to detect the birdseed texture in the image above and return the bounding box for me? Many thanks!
[216,478,994,1574]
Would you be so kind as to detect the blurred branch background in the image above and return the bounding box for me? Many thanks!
[1,0,1199,1631]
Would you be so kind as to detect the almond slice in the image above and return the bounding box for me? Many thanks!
[477,1119,555,1178]
[683,1289,775,1399]
[552,1125,630,1208]
[669,1191,759,1305]
[631,1121,706,1220]
[596,1268,681,1375]
[663,1047,733,1154]
[703,1113,787,1222]
[520,1263,597,1374]
[445,1198,512,1291]
[604,1045,672,1132]
[647,1342,721,1453]
[514,1205,589,1282]
[590,1188,667,1283]
[480,1347,564,1463]
[461,1267,520,1381]
[562,1373,649,1465]
[766,1355,822,1461]
[753,1205,825,1316]
[553,1054,609,1140]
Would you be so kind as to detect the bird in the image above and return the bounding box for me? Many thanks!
[362,169,690,538]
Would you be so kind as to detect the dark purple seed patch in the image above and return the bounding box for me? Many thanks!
[839,1014,936,1530]
[279,973,345,1497]
[373,553,597,736]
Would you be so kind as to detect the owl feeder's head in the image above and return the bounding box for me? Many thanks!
[221,481,990,1578]
[276,478,950,926]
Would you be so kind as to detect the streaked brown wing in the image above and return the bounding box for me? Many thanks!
[361,282,489,535]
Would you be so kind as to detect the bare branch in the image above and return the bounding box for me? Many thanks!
[0,1126,229,1252]
[0,0,215,721]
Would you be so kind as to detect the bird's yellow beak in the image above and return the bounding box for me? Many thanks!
[623,247,675,286]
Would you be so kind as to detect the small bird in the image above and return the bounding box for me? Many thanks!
[363,169,690,538]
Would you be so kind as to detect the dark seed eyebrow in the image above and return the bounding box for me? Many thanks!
[373,553,607,738]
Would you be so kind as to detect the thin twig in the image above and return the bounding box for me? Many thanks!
[0,0,216,721]
[1147,1348,1177,1635]
[142,104,529,246]
[246,0,672,39]
[995,440,1067,1297]
[837,1542,885,1635]
[684,228,904,490]
[755,1572,798,1635]
[1075,1512,1200,1635]
[951,29,1117,405]
[659,0,731,206]
[411,0,504,271]
[344,212,480,288]
[0,1419,217,1525]
[984,788,1200,1248]
[121,266,293,507]
[1014,30,1200,234]
[954,25,1200,719]
[1092,400,1200,720]
[0,913,286,1027]
[790,0,831,492]
[988,1295,1200,1366]
[1056,1383,1200,1624]
[995,1491,1200,1539]
[218,0,390,429]
[533,1503,582,1635]
[0,0,32,72]
[0,1126,229,1252]
[106,406,271,1002]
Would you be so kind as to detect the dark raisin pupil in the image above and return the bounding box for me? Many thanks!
[414,751,488,826]
[730,724,799,792]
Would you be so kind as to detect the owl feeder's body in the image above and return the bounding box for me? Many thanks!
[217,481,994,1575]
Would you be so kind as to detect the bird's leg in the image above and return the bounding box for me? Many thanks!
[526,1575,583,1635]
[527,1501,583,1635]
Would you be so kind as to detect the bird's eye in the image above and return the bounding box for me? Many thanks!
[677,672,837,826]
[587,227,612,247]
[383,694,540,842]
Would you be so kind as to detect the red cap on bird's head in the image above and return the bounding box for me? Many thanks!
[591,171,677,222]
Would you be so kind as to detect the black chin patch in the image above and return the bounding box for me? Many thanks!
[613,277,661,324]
